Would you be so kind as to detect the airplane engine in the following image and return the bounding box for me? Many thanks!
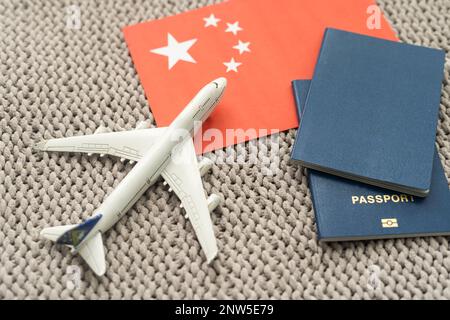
[207,194,221,212]
[198,158,214,176]
[135,119,153,130]
[94,126,111,134]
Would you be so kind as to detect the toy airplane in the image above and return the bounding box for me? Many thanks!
[36,78,227,276]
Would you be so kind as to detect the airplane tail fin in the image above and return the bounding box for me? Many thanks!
[40,215,106,276]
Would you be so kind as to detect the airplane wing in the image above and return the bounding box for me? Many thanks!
[161,138,218,263]
[34,127,166,161]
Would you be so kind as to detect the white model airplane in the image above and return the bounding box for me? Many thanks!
[36,78,227,276]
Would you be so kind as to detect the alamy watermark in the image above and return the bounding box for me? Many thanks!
[367,264,382,291]
[169,123,281,176]
[66,265,82,290]
[65,5,81,30]
[366,5,382,30]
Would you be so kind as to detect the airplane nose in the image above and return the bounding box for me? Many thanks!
[212,77,227,90]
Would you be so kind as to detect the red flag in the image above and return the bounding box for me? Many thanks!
[123,0,397,153]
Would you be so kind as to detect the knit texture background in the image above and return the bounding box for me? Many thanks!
[1,0,449,299]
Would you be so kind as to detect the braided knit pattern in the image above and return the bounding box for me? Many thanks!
[0,0,449,299]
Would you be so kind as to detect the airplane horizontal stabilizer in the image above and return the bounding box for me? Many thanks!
[40,224,77,242]
[78,232,106,276]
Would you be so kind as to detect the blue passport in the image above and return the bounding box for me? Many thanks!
[292,80,450,241]
[292,28,446,197]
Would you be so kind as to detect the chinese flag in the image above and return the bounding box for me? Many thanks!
[123,0,397,153]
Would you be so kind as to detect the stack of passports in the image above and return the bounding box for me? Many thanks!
[291,29,448,241]
[293,80,450,241]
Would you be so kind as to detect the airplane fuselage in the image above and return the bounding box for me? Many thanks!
[76,78,226,250]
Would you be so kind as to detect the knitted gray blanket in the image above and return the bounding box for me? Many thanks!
[1,0,449,299]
